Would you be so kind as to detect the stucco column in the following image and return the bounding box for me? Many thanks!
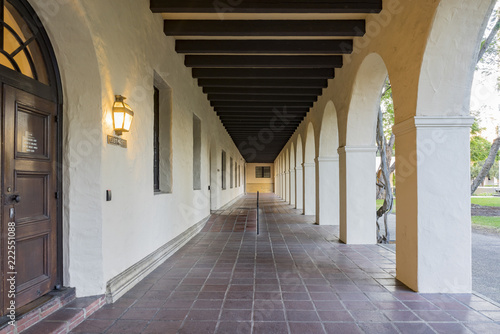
[394,116,473,293]
[315,157,339,225]
[338,146,377,244]
[280,172,285,199]
[290,169,296,206]
[275,173,280,196]
[295,167,303,210]
[303,162,316,216]
[285,170,290,203]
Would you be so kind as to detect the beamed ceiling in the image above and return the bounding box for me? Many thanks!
[150,0,383,163]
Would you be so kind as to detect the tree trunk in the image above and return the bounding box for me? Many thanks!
[376,107,394,244]
[470,14,500,194]
[471,137,500,194]
[478,16,499,63]
[376,135,395,199]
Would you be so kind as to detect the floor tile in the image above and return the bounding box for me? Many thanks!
[69,194,500,334]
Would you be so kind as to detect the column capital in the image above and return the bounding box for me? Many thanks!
[295,166,302,171]
[302,162,315,168]
[315,156,339,163]
[393,116,474,136]
[338,146,377,155]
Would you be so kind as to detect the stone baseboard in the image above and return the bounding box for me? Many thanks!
[105,216,209,303]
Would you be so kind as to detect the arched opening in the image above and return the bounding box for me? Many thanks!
[392,0,496,293]
[296,135,304,210]
[340,52,388,244]
[285,149,290,203]
[317,101,340,225]
[0,0,62,314]
[304,123,316,216]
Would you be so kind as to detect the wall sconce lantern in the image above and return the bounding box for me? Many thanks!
[113,95,134,135]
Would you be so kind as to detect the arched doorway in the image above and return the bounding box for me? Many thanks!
[0,0,62,315]
[304,123,316,216]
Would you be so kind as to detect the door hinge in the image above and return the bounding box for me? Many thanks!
[55,192,59,199]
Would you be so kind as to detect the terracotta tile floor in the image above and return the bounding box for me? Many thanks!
[71,194,500,333]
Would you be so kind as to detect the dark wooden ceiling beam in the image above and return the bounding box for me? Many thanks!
[231,135,294,138]
[211,101,314,108]
[204,87,323,96]
[221,115,305,119]
[176,39,353,54]
[215,107,309,112]
[217,111,307,116]
[208,94,317,102]
[151,0,382,14]
[164,20,365,37]
[223,124,300,128]
[193,68,334,79]
[186,55,342,68]
[200,78,328,88]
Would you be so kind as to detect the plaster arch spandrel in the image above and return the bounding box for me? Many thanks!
[296,134,303,167]
[304,123,316,163]
[417,0,495,117]
[345,53,388,147]
[319,101,340,157]
[330,0,442,145]
[28,0,105,296]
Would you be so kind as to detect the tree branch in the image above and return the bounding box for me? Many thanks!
[478,16,499,63]
[471,137,500,194]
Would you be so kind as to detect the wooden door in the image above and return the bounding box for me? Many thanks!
[1,85,57,314]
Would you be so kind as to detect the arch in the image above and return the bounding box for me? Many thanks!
[317,101,340,225]
[0,0,65,310]
[296,135,303,167]
[290,142,296,206]
[319,101,339,157]
[392,0,496,293]
[346,53,388,146]
[417,0,495,117]
[339,53,388,244]
[304,123,316,163]
[285,149,290,202]
[303,123,316,216]
[27,0,106,296]
[295,135,304,210]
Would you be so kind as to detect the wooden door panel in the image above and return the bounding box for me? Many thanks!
[16,234,49,289]
[2,85,57,313]
[15,171,49,224]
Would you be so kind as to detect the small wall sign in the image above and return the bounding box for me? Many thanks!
[107,135,127,148]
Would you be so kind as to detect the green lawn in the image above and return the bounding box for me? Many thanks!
[472,216,500,229]
[374,198,500,229]
[376,199,396,213]
[471,197,500,207]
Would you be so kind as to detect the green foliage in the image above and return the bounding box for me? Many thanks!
[471,160,499,180]
[470,110,485,136]
[381,85,394,141]
[471,197,500,207]
[470,136,492,161]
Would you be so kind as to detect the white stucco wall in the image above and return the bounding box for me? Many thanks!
[29,0,244,297]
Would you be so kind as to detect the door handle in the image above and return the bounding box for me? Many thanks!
[10,195,20,203]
